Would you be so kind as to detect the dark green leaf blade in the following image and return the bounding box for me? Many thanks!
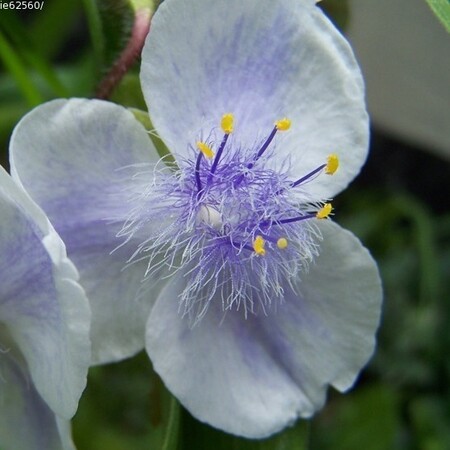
[179,409,309,450]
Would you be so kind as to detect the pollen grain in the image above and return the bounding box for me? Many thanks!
[253,235,266,256]
[221,113,234,134]
[325,154,339,175]
[196,141,215,159]
[275,118,291,131]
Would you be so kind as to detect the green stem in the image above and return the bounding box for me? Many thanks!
[162,396,181,450]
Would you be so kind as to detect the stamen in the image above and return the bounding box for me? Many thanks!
[221,113,234,134]
[210,114,234,175]
[267,214,313,226]
[196,142,214,159]
[290,153,339,189]
[277,237,288,249]
[316,203,333,219]
[291,164,326,188]
[253,235,266,256]
[250,117,291,168]
[325,154,339,175]
[210,134,229,175]
[194,153,203,191]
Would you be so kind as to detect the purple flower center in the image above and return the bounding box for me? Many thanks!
[118,114,337,323]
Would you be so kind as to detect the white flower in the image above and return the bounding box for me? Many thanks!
[10,0,382,438]
[0,166,91,450]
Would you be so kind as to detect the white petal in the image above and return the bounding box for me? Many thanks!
[258,220,382,394]
[141,0,368,199]
[146,221,381,438]
[0,355,73,450]
[10,98,158,241]
[0,166,91,418]
[74,245,166,363]
[10,99,161,363]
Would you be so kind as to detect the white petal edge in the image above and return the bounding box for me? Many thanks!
[141,0,369,200]
[145,220,381,438]
[0,165,91,418]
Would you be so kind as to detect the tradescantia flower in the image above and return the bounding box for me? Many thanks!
[0,166,91,450]
[10,0,382,439]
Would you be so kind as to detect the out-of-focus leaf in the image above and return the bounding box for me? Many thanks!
[72,353,181,450]
[317,0,350,31]
[340,192,440,307]
[0,100,29,156]
[0,14,68,97]
[94,0,155,98]
[95,0,154,76]
[311,385,400,450]
[96,0,133,73]
[179,411,309,450]
[339,190,443,388]
[82,0,105,74]
[110,72,146,109]
[0,32,42,106]
[57,56,98,97]
[424,0,450,33]
[410,396,450,450]
[30,0,81,59]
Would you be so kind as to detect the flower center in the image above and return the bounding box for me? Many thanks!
[191,113,337,257]
[119,113,339,322]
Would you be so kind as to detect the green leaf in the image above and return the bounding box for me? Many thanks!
[94,0,156,98]
[72,353,182,450]
[96,0,134,74]
[425,0,450,33]
[0,13,68,97]
[29,0,81,59]
[81,0,105,74]
[0,31,43,106]
[317,0,350,32]
[179,410,310,450]
[311,385,400,450]
[110,72,147,109]
[0,100,29,158]
[94,0,154,76]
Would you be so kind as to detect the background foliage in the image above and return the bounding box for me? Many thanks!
[0,0,449,449]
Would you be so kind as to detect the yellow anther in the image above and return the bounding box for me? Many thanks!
[277,238,288,249]
[196,142,215,159]
[221,113,234,134]
[275,118,291,131]
[253,235,266,256]
[316,203,333,219]
[325,154,339,175]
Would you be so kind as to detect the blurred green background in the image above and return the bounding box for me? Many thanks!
[1,0,449,449]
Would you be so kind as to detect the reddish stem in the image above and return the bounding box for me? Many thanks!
[95,8,152,99]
